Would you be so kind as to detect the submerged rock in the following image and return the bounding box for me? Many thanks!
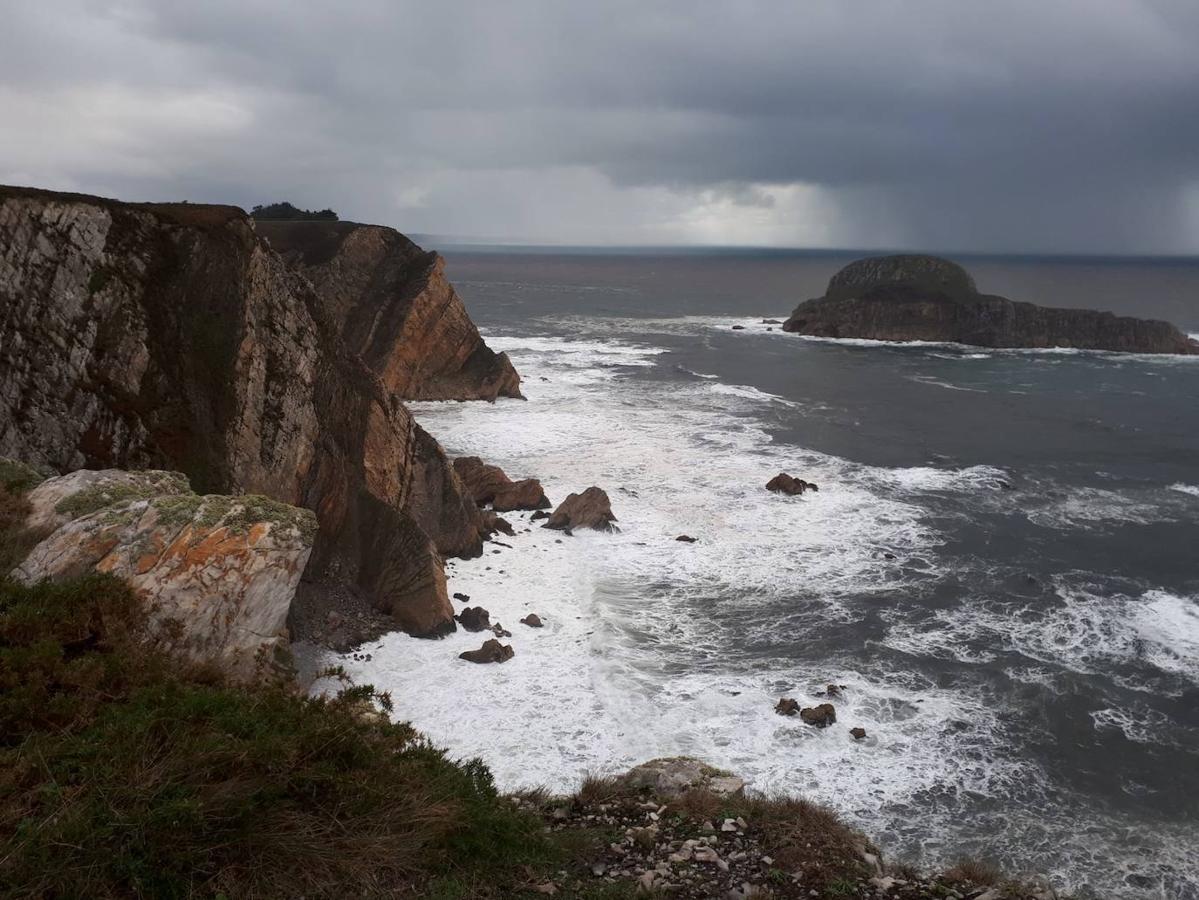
[544,486,617,532]
[459,638,514,664]
[782,254,1199,354]
[775,698,801,716]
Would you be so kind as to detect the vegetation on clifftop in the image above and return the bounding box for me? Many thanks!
[251,201,338,221]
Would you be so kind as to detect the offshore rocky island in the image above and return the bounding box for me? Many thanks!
[783,254,1199,354]
[1,185,1088,898]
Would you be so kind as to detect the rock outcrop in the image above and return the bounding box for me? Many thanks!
[10,467,313,678]
[459,638,514,664]
[0,185,499,639]
[783,254,1199,354]
[544,486,618,532]
[622,757,745,798]
[255,220,522,401]
[766,473,817,495]
[453,456,550,511]
[800,703,837,728]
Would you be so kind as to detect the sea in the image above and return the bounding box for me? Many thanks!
[316,249,1199,899]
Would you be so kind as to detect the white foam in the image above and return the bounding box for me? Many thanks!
[1168,482,1199,498]
[314,333,1044,823]
[1025,487,1175,531]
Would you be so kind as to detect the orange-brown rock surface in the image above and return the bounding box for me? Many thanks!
[453,456,550,511]
[256,220,523,401]
[0,185,499,639]
[544,486,618,532]
[11,468,315,679]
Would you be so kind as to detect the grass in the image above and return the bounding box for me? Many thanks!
[0,575,585,899]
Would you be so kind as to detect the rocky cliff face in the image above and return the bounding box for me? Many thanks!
[256,220,522,401]
[783,255,1199,355]
[0,185,494,638]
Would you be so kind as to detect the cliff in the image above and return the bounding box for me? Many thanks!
[783,254,1199,354]
[0,185,493,638]
[256,219,523,401]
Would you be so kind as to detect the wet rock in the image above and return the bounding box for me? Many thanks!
[530,510,549,521]
[453,456,550,511]
[774,698,801,716]
[675,534,698,543]
[480,511,515,537]
[491,622,512,638]
[544,486,618,532]
[521,613,544,627]
[455,606,491,632]
[800,703,837,727]
[731,325,745,330]
[452,591,471,602]
[765,472,815,495]
[761,318,781,324]
[851,727,867,740]
[458,638,514,664]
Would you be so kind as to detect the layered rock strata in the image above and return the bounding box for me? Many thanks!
[0,186,500,637]
[256,219,523,400]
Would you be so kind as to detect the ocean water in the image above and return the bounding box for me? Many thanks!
[319,250,1199,899]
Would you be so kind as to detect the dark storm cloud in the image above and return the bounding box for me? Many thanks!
[2,1,1197,252]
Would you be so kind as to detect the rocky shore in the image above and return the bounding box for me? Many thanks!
[782,254,1199,354]
[0,185,1078,898]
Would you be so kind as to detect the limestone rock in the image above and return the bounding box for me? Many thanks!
[544,486,617,532]
[783,254,1199,355]
[459,638,514,664]
[622,757,745,798]
[12,471,315,679]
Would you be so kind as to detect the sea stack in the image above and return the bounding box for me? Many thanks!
[782,255,1199,355]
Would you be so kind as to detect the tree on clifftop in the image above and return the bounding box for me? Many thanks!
[250,201,338,221]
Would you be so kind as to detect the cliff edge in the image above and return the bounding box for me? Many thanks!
[782,254,1199,354]
[0,185,493,638]
[256,219,523,401]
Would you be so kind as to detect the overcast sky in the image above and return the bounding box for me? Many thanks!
[3,1,1198,253]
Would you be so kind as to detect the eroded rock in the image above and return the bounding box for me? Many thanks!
[800,703,837,728]
[12,470,315,679]
[623,757,745,797]
[766,473,816,495]
[544,486,617,532]
[459,638,514,664]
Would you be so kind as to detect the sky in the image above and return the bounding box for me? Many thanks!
[2,1,1198,254]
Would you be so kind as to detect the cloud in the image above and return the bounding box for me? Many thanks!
[1,0,1197,252]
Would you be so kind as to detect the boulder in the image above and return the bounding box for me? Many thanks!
[12,471,315,680]
[530,510,549,521]
[766,473,815,496]
[544,487,617,532]
[675,534,698,543]
[775,698,800,716]
[453,456,551,511]
[851,727,867,740]
[452,591,471,602]
[520,613,544,627]
[800,703,837,728]
[456,606,491,632]
[459,638,514,664]
[622,757,745,798]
